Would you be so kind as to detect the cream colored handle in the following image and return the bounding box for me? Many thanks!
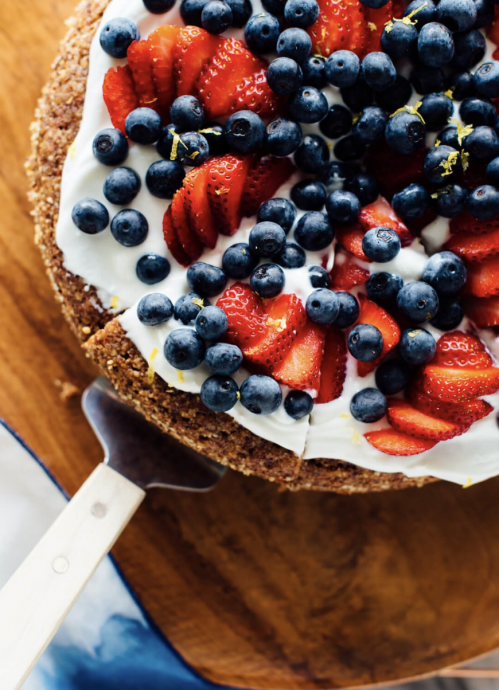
[0,463,145,690]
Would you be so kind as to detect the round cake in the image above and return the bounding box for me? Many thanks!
[27,0,499,492]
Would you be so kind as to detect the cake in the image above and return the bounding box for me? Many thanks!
[27,0,499,492]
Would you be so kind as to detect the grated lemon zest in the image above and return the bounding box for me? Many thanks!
[391,100,425,123]
[340,412,352,419]
[434,138,441,148]
[110,295,119,310]
[368,21,377,30]
[198,127,221,136]
[463,477,473,488]
[461,149,470,171]
[351,429,362,446]
[237,391,241,400]
[408,329,421,338]
[451,118,474,145]
[444,88,454,99]
[192,297,205,308]
[147,347,159,385]
[170,130,181,161]
[177,370,185,383]
[68,141,77,159]
[439,150,459,176]
[215,187,229,195]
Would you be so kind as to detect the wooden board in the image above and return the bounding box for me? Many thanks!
[3,1,499,688]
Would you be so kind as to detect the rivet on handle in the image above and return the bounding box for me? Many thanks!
[91,502,107,518]
[52,557,69,575]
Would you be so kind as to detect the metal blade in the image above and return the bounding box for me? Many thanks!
[82,377,226,491]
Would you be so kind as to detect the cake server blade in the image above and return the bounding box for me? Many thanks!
[0,376,226,690]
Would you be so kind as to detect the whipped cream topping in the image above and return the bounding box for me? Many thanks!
[56,0,499,484]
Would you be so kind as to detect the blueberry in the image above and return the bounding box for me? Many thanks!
[240,375,282,415]
[137,293,174,326]
[250,263,285,297]
[375,360,411,395]
[375,75,412,111]
[344,172,379,207]
[359,0,389,7]
[418,93,453,132]
[366,272,404,303]
[284,390,314,419]
[284,0,319,26]
[92,128,128,166]
[202,0,233,32]
[430,297,465,330]
[433,184,468,218]
[71,198,109,234]
[350,388,387,423]
[257,198,296,233]
[294,212,334,251]
[399,327,436,365]
[436,0,477,31]
[146,160,185,198]
[451,30,486,71]
[291,180,326,210]
[319,104,352,140]
[306,288,339,325]
[385,112,426,155]
[143,0,176,12]
[222,242,258,279]
[110,209,148,246]
[448,71,475,101]
[438,126,460,150]
[463,125,499,162]
[288,87,328,123]
[262,0,286,13]
[187,262,227,297]
[308,265,331,288]
[99,17,140,58]
[201,375,239,412]
[173,132,210,166]
[244,13,280,54]
[103,167,141,205]
[381,21,417,60]
[409,64,445,95]
[265,117,303,156]
[174,292,208,325]
[125,108,163,145]
[320,161,355,192]
[348,324,384,361]
[195,305,228,340]
[225,0,252,26]
[334,291,359,328]
[460,97,497,127]
[404,0,436,25]
[362,227,401,263]
[325,50,360,88]
[301,56,327,88]
[467,184,499,219]
[276,27,311,63]
[249,221,286,257]
[486,156,499,186]
[164,328,206,370]
[474,61,499,100]
[267,57,303,95]
[361,52,397,92]
[294,134,329,173]
[334,135,366,162]
[353,106,388,144]
[275,242,306,268]
[417,22,454,68]
[136,254,171,284]
[392,183,430,220]
[170,95,205,133]
[423,145,461,185]
[326,190,360,225]
[224,110,265,153]
[340,78,375,111]
[396,281,439,322]
[180,0,209,24]
[472,0,494,29]
[200,122,227,156]
[205,342,243,375]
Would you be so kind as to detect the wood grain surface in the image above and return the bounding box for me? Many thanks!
[3,2,499,688]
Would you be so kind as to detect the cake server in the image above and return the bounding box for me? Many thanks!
[0,376,226,690]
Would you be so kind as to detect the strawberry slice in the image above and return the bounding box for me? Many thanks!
[196,37,266,119]
[173,26,221,98]
[241,157,295,217]
[356,295,401,376]
[408,388,494,426]
[336,223,370,262]
[434,331,493,369]
[207,154,253,235]
[365,429,437,456]
[421,365,499,402]
[366,143,427,199]
[486,5,499,45]
[387,398,467,441]
[308,0,367,57]
[316,327,348,403]
[148,25,180,118]
[463,296,499,327]
[273,321,326,391]
[359,196,413,247]
[449,212,499,235]
[330,252,370,289]
[217,282,268,349]
[443,227,499,262]
[243,294,307,370]
[230,68,283,118]
[171,188,203,263]
[183,164,218,249]
[363,1,393,55]
[463,160,488,191]
[163,205,191,267]
[127,40,159,112]
[464,255,499,297]
[103,65,139,134]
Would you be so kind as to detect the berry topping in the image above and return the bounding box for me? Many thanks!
[136,254,171,284]
[165,328,206,369]
[103,167,141,206]
[284,390,314,419]
[205,342,244,375]
[201,375,239,411]
[240,375,282,414]
[348,324,384,362]
[350,388,387,423]
[399,327,437,365]
[100,18,140,59]
[93,128,128,166]
[110,209,148,246]
[137,293,174,326]
[72,199,109,235]
[195,305,229,339]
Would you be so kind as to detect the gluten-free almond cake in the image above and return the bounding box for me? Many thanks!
[28,0,499,492]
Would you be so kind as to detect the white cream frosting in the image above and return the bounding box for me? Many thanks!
[55,0,499,485]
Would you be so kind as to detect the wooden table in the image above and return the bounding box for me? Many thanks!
[4,2,499,688]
